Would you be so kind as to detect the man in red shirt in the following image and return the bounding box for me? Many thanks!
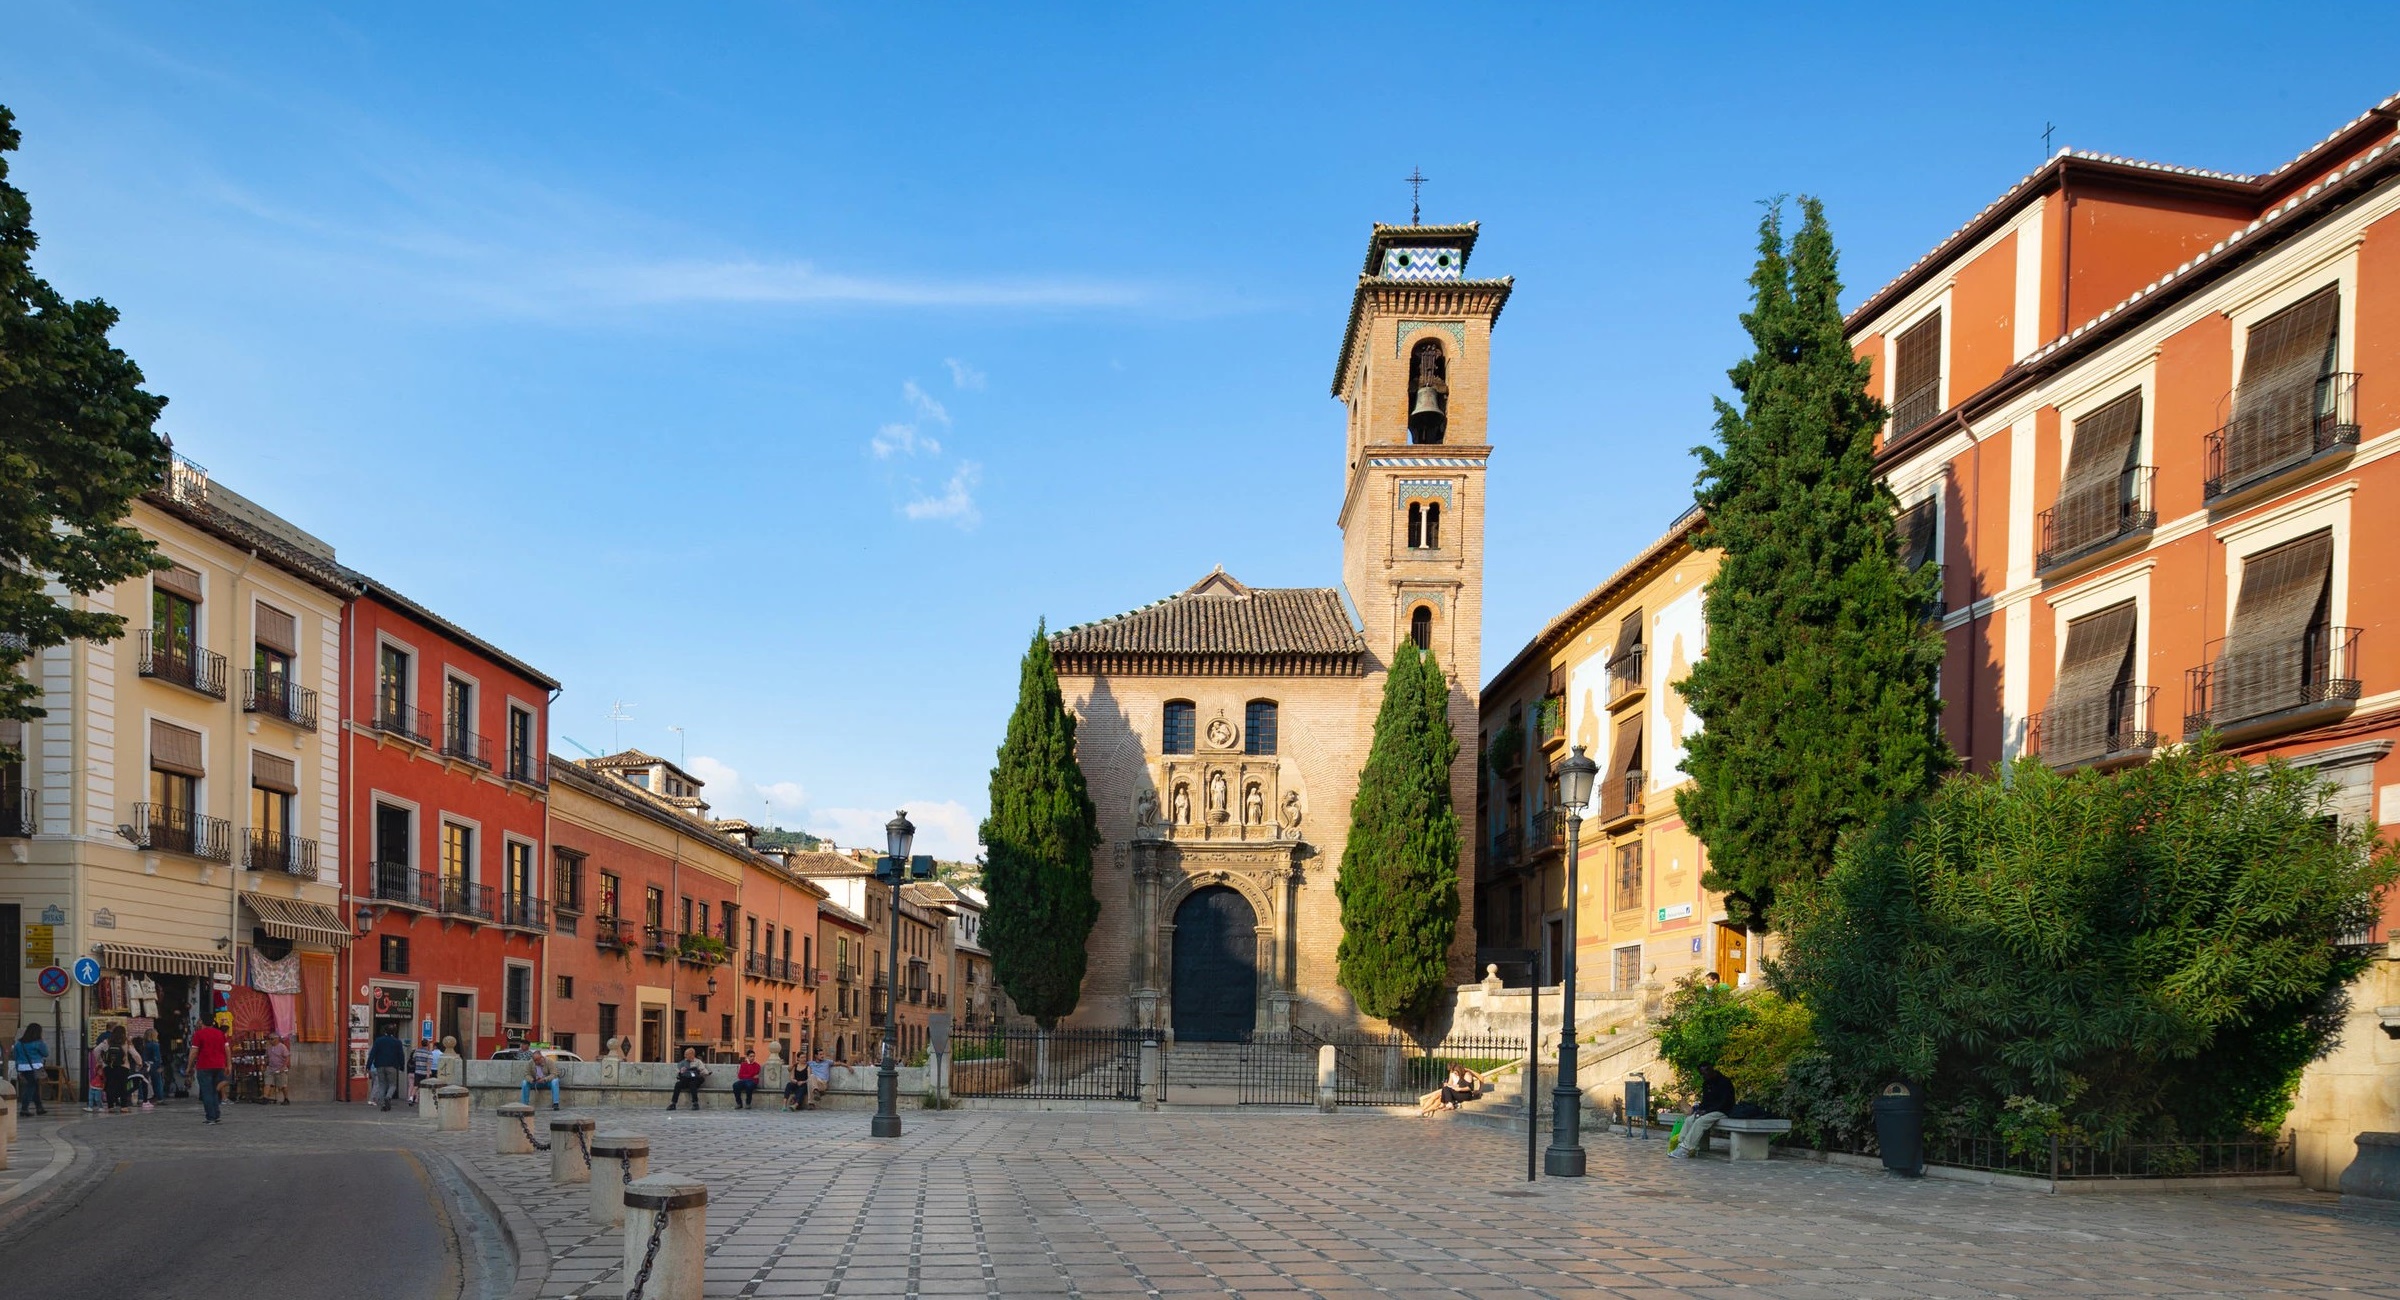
[190,1012,230,1125]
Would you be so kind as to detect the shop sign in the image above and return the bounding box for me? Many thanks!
[1655,902,1694,923]
[349,1004,371,1036]
[370,985,416,1020]
[90,908,116,929]
[23,922,53,967]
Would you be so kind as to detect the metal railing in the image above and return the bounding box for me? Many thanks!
[441,726,492,769]
[2026,684,2159,768]
[243,828,319,877]
[1824,1130,2293,1183]
[1487,828,1521,869]
[1599,770,1646,824]
[1534,700,1565,750]
[372,702,436,747]
[131,803,233,861]
[1606,645,1645,704]
[801,965,821,988]
[242,671,319,730]
[949,1027,1149,1101]
[505,754,546,787]
[1529,807,1566,856]
[139,633,227,699]
[1890,377,1943,438]
[593,916,632,950]
[2185,627,2361,735]
[498,893,548,931]
[439,878,496,922]
[835,962,856,984]
[2206,372,2360,499]
[0,786,31,838]
[1237,1029,1527,1106]
[2037,466,2155,571]
[643,925,673,957]
[927,991,948,1009]
[373,861,438,909]
[166,453,211,508]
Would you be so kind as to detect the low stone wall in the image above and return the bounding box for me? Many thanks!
[452,1058,933,1109]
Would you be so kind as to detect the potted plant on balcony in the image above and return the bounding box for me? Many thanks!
[1487,723,1526,779]
[677,932,730,966]
[1534,696,1565,748]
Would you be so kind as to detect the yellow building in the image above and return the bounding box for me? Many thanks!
[1477,510,1746,995]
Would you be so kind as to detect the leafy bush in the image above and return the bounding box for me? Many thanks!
[1651,975,1816,1115]
[1651,974,1747,1103]
[1774,743,2397,1143]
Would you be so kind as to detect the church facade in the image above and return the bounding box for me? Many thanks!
[1050,223,1509,1039]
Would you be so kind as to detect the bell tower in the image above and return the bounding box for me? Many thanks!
[1333,221,1511,691]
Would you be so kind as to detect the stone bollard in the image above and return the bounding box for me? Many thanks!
[435,1085,472,1132]
[497,1102,537,1155]
[1,1077,17,1149]
[1138,1039,1160,1111]
[622,1174,707,1300]
[551,1115,596,1185]
[589,1132,651,1227]
[1316,1044,1339,1114]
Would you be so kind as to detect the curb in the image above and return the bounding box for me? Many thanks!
[0,1119,87,1229]
[446,1152,550,1300]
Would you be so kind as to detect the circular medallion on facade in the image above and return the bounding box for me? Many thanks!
[1205,715,1236,749]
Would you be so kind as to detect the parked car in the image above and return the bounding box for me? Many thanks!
[488,1046,585,1062]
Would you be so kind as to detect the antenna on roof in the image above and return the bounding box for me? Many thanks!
[2043,121,2057,158]
[607,699,634,750]
[1405,166,1428,225]
[667,724,685,769]
[561,735,602,759]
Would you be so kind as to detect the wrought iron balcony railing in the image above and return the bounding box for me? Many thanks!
[243,827,319,877]
[1598,771,1646,826]
[0,786,31,838]
[2205,372,2361,500]
[372,702,436,747]
[801,965,822,988]
[139,632,227,699]
[1486,827,1522,870]
[498,893,548,931]
[594,916,632,950]
[242,671,319,730]
[439,878,496,922]
[131,803,233,862]
[1606,645,1646,706]
[442,726,493,770]
[2027,685,2159,768]
[2186,627,2362,735]
[643,925,673,957]
[2037,466,2156,572]
[373,861,438,909]
[505,754,547,787]
[1890,377,1943,438]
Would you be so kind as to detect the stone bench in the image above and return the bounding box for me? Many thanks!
[1713,1118,1792,1161]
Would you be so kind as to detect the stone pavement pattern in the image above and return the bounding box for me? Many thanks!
[429,1108,2400,1298]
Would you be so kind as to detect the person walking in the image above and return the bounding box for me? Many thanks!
[264,1036,292,1105]
[190,1013,231,1125]
[100,1028,134,1115]
[667,1048,709,1110]
[520,1048,562,1110]
[408,1035,436,1105]
[367,1029,409,1111]
[11,1024,49,1115]
[731,1049,760,1109]
[140,1030,165,1106]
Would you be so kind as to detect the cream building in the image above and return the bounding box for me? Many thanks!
[1050,222,1507,1039]
[3,457,353,1094]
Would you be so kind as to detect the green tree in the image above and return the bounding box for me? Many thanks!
[1774,745,2398,1141]
[1336,639,1462,1026]
[979,625,1101,1028]
[1676,197,1950,929]
[0,104,171,760]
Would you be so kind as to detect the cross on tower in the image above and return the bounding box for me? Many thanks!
[1405,167,1427,225]
[2044,121,2056,156]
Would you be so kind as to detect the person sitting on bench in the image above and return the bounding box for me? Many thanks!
[1669,1065,1737,1158]
[1439,1065,1481,1110]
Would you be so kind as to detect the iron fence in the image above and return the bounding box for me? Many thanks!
[1817,1130,2293,1182]
[1239,1029,1526,1106]
[948,1027,1149,1101]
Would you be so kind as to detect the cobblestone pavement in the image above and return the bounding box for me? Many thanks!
[428,1107,2400,1299]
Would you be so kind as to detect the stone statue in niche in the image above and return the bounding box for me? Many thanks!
[1244,783,1263,825]
[1205,715,1236,750]
[1172,784,1191,825]
[1135,789,1159,828]
[1207,771,1229,821]
[1282,790,1303,829]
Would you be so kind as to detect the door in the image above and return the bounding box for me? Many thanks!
[1171,886,1258,1042]
[639,1008,664,1062]
[1713,923,1749,986]
[439,992,474,1057]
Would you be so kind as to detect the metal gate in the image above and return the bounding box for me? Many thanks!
[1238,1029,1525,1106]
[1237,1033,1318,1105]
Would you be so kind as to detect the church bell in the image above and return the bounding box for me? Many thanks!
[1408,384,1447,443]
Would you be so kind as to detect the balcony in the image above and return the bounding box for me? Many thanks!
[642,925,673,958]
[372,702,436,748]
[594,916,632,951]
[505,754,547,787]
[675,931,728,966]
[1486,827,1522,871]
[801,965,822,988]
[1891,377,1943,439]
[2027,685,2159,769]
[438,878,497,922]
[130,803,233,862]
[1,786,31,838]
[498,893,548,932]
[242,828,319,877]
[927,991,949,1010]
[372,861,438,909]
[1597,771,1647,828]
[1534,702,1566,755]
[441,726,493,770]
[1528,807,1568,860]
[2037,467,2156,573]
[2205,372,2360,501]
[242,671,319,731]
[139,633,227,699]
[2185,627,2361,737]
[836,962,856,984]
[1606,645,1646,709]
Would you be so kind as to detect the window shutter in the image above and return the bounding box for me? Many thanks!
[2227,287,2340,484]
[254,604,298,656]
[1599,715,1641,821]
[2052,392,2144,557]
[154,564,204,603]
[251,751,298,795]
[2044,602,2137,764]
[1897,500,1938,571]
[1617,610,1643,649]
[150,720,205,776]
[2214,530,2334,723]
[1891,313,1944,432]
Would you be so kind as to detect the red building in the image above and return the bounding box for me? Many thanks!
[340,578,556,1090]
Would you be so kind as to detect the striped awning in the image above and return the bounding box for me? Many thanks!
[243,892,354,949]
[100,942,233,978]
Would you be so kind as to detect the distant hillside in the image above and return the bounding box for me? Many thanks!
[756,827,824,851]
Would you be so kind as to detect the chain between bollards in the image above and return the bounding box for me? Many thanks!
[519,1113,551,1151]
[620,1151,634,1185]
[575,1125,592,1168]
[625,1200,670,1300]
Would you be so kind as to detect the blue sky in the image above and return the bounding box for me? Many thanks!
[6,5,2393,858]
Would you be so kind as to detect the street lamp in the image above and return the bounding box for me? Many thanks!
[872,809,916,1138]
[1546,744,1600,1178]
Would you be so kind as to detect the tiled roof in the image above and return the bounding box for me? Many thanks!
[1051,569,1364,659]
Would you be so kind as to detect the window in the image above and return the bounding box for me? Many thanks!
[1890,310,1943,434]
[597,1002,620,1048]
[1410,605,1432,651]
[751,917,763,958]
[250,752,295,852]
[1600,716,1643,821]
[441,823,473,886]
[800,934,810,970]
[1896,499,1937,572]
[553,1033,576,1055]
[680,896,694,933]
[644,886,665,931]
[1612,944,1643,992]
[506,705,535,779]
[720,1013,734,1043]
[673,1009,688,1042]
[1614,842,1644,911]
[2047,392,2147,564]
[745,997,757,1040]
[1162,701,1196,755]
[377,644,410,723]
[374,802,410,868]
[554,849,585,913]
[1407,500,1442,549]
[254,603,296,713]
[444,677,474,751]
[504,964,533,1027]
[1407,338,1448,444]
[152,571,200,664]
[627,770,651,789]
[2044,602,2141,766]
[2220,285,2345,494]
[380,935,410,974]
[2208,529,2342,726]
[147,719,202,848]
[1245,701,1278,756]
[697,900,711,937]
[505,839,535,904]
[556,975,574,1000]
[597,870,620,919]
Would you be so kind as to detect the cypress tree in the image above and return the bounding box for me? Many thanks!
[1675,197,1950,930]
[979,624,1101,1028]
[1336,639,1462,1026]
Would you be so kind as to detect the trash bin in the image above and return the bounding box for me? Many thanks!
[1872,1081,1924,1177]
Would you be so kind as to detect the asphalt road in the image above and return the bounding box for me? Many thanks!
[0,1137,466,1300]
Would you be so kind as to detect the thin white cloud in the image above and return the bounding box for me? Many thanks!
[903,462,982,528]
[901,379,951,427]
[576,260,1147,311]
[944,358,987,390]
[808,801,981,862]
[870,422,940,459]
[686,755,809,823]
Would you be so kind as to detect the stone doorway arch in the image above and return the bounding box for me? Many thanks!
[1170,886,1259,1041]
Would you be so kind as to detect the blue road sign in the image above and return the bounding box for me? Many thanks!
[37,966,70,997]
[71,956,101,987]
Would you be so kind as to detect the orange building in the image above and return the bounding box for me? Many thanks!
[1847,92,2400,1187]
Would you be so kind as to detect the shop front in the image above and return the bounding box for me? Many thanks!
[94,942,236,1104]
[239,892,351,1099]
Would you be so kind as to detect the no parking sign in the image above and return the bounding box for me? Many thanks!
[36,966,69,997]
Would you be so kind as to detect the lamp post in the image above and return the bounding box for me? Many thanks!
[872,810,915,1138]
[1546,744,1599,1178]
